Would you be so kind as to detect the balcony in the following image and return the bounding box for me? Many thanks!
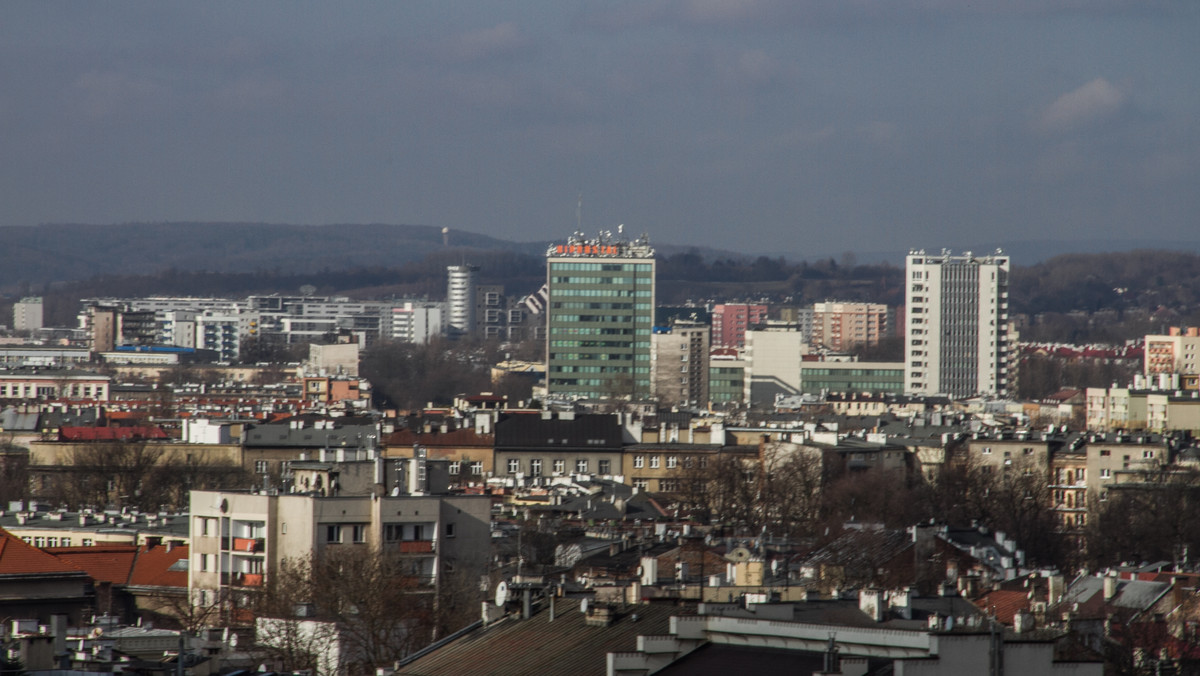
[396,540,436,554]
[231,537,265,553]
[232,572,264,587]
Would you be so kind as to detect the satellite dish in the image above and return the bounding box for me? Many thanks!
[495,581,509,607]
[580,598,590,614]
[728,547,752,563]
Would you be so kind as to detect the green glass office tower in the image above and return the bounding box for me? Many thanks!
[545,232,655,401]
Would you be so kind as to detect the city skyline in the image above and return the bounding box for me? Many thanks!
[1,2,1196,260]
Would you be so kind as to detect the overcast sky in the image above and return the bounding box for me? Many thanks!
[2,1,1196,257]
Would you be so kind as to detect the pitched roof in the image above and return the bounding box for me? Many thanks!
[397,599,682,676]
[0,526,86,576]
[48,545,138,585]
[129,543,189,588]
[495,413,623,450]
[44,542,188,589]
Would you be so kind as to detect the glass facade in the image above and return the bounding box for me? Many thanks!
[546,246,655,399]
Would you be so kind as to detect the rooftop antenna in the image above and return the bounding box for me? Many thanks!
[576,190,583,233]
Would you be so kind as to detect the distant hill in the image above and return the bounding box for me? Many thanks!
[0,222,747,292]
[795,239,1200,266]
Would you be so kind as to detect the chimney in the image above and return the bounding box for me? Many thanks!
[1104,574,1118,601]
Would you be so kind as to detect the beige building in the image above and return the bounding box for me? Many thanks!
[810,301,889,352]
[743,322,810,407]
[1144,326,1200,377]
[1084,432,1169,499]
[651,321,710,408]
[188,488,490,623]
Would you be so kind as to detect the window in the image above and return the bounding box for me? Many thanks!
[61,538,71,547]
[352,525,367,543]
[530,459,543,475]
[255,460,269,474]
[634,455,645,469]
[633,478,649,489]
[385,524,403,541]
[470,461,483,475]
[507,458,520,474]
[83,538,94,547]
[198,554,209,572]
[449,461,461,475]
[576,459,589,473]
[553,459,565,474]
[326,525,342,543]
[1100,468,1111,478]
[445,523,456,538]
[598,459,610,474]
[650,456,660,469]
[667,456,678,469]
[981,447,992,455]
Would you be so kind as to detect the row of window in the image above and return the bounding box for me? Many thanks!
[507,458,610,475]
[550,262,652,272]
[23,536,90,548]
[550,289,653,297]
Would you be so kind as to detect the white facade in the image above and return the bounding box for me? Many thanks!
[446,265,478,337]
[13,297,43,331]
[389,302,445,344]
[743,323,810,406]
[905,250,1010,398]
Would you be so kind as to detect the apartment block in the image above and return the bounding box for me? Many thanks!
[188,487,490,622]
[905,250,1010,398]
[810,301,889,352]
[651,321,710,407]
[710,304,767,349]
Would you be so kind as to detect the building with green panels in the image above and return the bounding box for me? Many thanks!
[799,361,905,395]
[709,360,746,405]
[545,233,655,401]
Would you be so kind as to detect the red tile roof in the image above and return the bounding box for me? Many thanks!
[129,543,188,588]
[0,526,86,575]
[48,545,137,585]
[45,542,189,589]
[973,589,1030,625]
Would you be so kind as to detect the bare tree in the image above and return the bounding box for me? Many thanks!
[253,548,438,675]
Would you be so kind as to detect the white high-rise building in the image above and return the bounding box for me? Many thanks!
[13,297,43,332]
[905,249,1010,398]
[446,265,478,337]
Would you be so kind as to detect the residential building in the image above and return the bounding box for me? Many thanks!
[13,296,44,331]
[905,249,1010,398]
[0,368,110,401]
[710,303,767,349]
[446,264,478,338]
[810,301,889,352]
[1144,326,1200,377]
[492,412,624,484]
[389,301,445,344]
[188,487,491,624]
[545,232,655,401]
[476,283,505,338]
[651,321,710,407]
[743,321,809,407]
